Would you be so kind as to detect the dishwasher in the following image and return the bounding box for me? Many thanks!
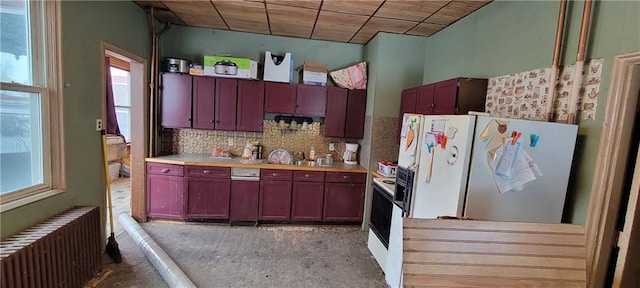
[230,167,260,226]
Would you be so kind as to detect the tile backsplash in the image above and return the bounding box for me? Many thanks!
[161,120,359,162]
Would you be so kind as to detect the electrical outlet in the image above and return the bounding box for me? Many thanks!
[96,119,103,131]
[329,143,335,151]
[228,137,234,146]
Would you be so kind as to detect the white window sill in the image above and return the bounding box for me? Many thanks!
[0,189,66,213]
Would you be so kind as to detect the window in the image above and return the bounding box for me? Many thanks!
[111,66,131,142]
[0,0,63,210]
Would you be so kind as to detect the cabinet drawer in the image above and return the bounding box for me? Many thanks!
[261,169,293,181]
[325,172,366,183]
[185,166,230,178]
[147,163,184,176]
[293,171,325,182]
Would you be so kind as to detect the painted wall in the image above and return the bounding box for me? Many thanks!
[0,1,151,239]
[160,25,364,84]
[424,0,640,224]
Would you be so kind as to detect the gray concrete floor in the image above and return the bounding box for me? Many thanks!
[90,178,387,288]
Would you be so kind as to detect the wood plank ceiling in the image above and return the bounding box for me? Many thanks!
[135,0,491,44]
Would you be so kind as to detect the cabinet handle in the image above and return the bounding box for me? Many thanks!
[305,174,311,178]
[210,120,214,123]
[161,168,169,173]
[203,170,211,174]
[343,175,349,179]
[272,173,279,177]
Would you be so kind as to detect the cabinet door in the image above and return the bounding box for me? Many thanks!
[230,180,259,222]
[185,177,230,219]
[236,80,265,132]
[323,183,365,222]
[344,89,367,139]
[416,84,435,115]
[160,73,192,128]
[192,76,215,129]
[433,79,458,115]
[398,87,418,143]
[296,85,327,116]
[215,78,238,130]
[264,82,296,114]
[323,87,348,137]
[147,174,184,219]
[291,182,324,221]
[259,180,292,220]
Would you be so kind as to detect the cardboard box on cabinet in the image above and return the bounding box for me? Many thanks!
[263,51,293,83]
[203,55,258,79]
[298,62,327,86]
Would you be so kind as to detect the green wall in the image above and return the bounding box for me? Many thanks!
[160,26,364,84]
[0,1,151,239]
[365,33,426,117]
[424,0,640,224]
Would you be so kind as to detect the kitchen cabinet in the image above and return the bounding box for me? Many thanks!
[192,76,215,129]
[147,163,185,219]
[323,172,366,222]
[324,88,367,139]
[397,77,487,142]
[184,166,230,219]
[265,82,296,114]
[291,171,325,221]
[160,73,192,128]
[259,169,293,220]
[296,85,327,116]
[236,80,265,132]
[230,180,260,222]
[214,78,238,131]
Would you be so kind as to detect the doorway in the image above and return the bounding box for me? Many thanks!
[101,43,147,236]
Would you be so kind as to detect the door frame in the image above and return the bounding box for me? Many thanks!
[101,42,148,222]
[585,51,640,287]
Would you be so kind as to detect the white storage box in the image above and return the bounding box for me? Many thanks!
[263,51,293,83]
[377,162,397,177]
[299,62,327,86]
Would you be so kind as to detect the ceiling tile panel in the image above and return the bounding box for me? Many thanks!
[321,0,383,16]
[312,10,369,42]
[162,1,227,29]
[375,0,448,21]
[267,3,317,38]
[265,0,321,10]
[406,22,446,36]
[213,1,270,34]
[426,0,490,25]
[350,16,417,44]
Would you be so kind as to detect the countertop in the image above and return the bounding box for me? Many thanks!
[372,174,395,197]
[146,154,368,173]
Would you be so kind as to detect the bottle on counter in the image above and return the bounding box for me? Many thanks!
[309,144,316,160]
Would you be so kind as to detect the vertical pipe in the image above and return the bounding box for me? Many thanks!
[567,0,593,124]
[148,7,157,157]
[545,0,568,122]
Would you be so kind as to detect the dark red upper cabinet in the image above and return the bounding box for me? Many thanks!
[160,73,192,128]
[192,76,215,130]
[432,79,457,115]
[264,82,296,114]
[323,87,348,138]
[236,80,265,132]
[344,89,366,139]
[415,83,435,115]
[397,87,418,143]
[214,78,238,131]
[296,85,327,116]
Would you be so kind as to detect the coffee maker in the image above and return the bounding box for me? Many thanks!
[343,143,359,165]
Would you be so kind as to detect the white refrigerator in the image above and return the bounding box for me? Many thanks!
[385,113,578,288]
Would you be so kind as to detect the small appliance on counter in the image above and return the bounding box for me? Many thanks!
[165,57,191,73]
[343,143,359,165]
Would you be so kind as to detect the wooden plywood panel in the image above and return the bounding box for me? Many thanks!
[375,0,448,21]
[350,17,416,44]
[265,0,321,10]
[267,3,317,38]
[406,22,445,36]
[213,0,270,34]
[321,0,383,16]
[163,1,227,29]
[426,0,489,25]
[312,10,369,43]
[135,1,167,9]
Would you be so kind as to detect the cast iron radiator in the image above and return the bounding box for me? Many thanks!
[0,206,102,288]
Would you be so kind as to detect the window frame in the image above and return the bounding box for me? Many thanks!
[0,0,65,212]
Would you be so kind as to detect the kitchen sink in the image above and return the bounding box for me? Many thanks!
[293,160,317,167]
